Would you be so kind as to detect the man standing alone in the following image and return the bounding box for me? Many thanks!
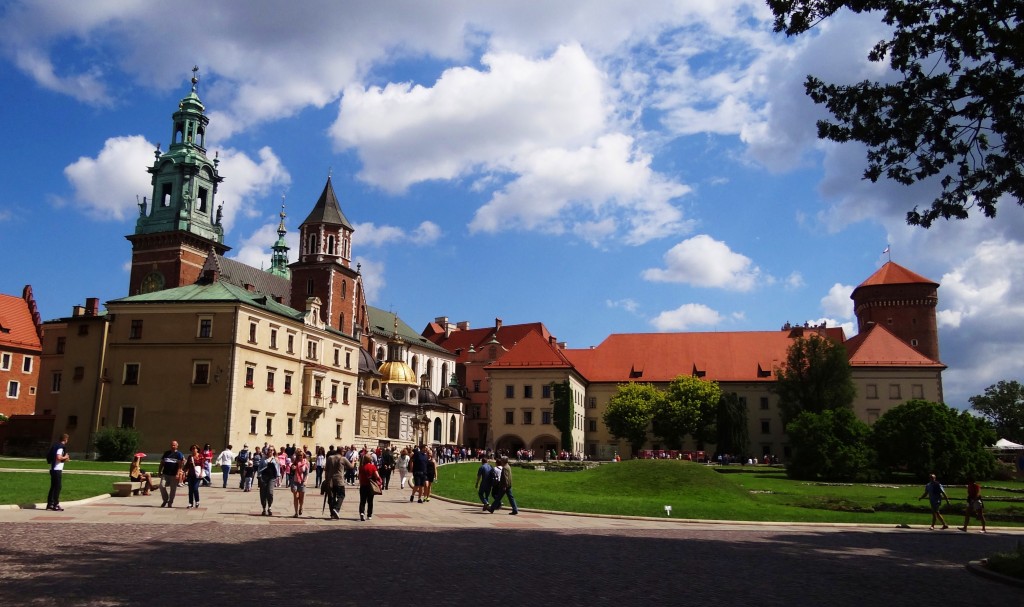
[157,440,184,508]
[46,434,70,511]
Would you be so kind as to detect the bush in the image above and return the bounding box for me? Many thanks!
[92,427,141,461]
[786,408,874,481]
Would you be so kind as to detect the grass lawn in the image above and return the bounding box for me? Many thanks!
[433,460,1024,526]
[0,471,129,507]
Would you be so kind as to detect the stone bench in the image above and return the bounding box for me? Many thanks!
[112,481,149,497]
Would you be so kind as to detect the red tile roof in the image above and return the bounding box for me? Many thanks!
[563,327,846,383]
[844,324,944,367]
[486,331,573,370]
[0,292,42,351]
[855,261,937,289]
[423,321,552,363]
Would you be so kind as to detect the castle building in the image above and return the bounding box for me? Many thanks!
[35,72,462,457]
[0,286,42,416]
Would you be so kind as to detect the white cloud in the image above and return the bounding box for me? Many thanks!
[354,221,442,247]
[63,136,154,220]
[820,283,854,320]
[650,303,723,331]
[642,234,760,291]
[215,147,291,230]
[606,298,639,313]
[784,271,805,290]
[354,256,385,304]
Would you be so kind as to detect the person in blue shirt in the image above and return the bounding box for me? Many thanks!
[918,473,950,530]
[475,456,493,511]
[157,440,184,508]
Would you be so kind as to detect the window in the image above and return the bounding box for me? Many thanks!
[120,406,136,429]
[331,383,339,403]
[505,411,514,424]
[889,384,901,399]
[287,416,294,436]
[287,334,295,353]
[302,421,313,438]
[912,384,924,399]
[197,317,213,338]
[0,353,10,370]
[910,338,919,347]
[22,355,33,373]
[245,366,255,388]
[306,278,315,295]
[761,420,771,434]
[542,411,552,424]
[270,328,278,349]
[284,373,293,394]
[7,381,19,398]
[250,415,258,434]
[73,366,84,380]
[124,363,140,385]
[336,421,343,439]
[78,324,89,335]
[473,380,481,392]
[129,319,143,339]
[193,362,210,385]
[524,385,533,399]
[56,337,66,354]
[248,322,258,344]
[866,384,878,399]
[587,419,597,432]
[505,385,514,398]
[345,351,352,369]
[523,411,533,424]
[333,348,340,366]
[66,415,77,429]
[542,385,551,399]
[867,409,881,424]
[588,397,597,409]
[760,397,769,410]
[343,385,350,404]
[266,370,276,391]
[51,372,62,393]
[266,417,273,436]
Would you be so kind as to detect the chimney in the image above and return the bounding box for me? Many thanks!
[86,298,100,316]
[456,321,470,331]
[495,318,502,331]
[72,306,85,318]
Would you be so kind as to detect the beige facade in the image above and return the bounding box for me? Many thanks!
[487,368,586,455]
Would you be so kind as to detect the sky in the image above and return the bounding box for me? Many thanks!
[1,1,1022,410]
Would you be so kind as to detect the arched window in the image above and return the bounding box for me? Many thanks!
[411,356,419,376]
[433,418,442,442]
[307,233,318,255]
[341,281,347,299]
[327,235,336,255]
[441,363,449,387]
[376,346,385,362]
[426,360,434,388]
[449,417,457,442]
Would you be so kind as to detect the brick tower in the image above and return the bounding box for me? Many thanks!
[850,261,940,362]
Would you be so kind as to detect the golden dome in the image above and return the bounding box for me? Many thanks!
[377,360,417,385]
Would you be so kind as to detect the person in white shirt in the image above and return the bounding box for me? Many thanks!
[46,434,70,511]
[216,445,236,488]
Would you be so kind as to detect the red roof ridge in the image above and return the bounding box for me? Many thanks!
[855,261,937,290]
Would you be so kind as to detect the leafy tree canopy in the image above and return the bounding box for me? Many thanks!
[603,383,663,456]
[969,380,1024,444]
[768,0,1024,227]
[774,334,856,425]
[786,407,874,481]
[652,375,722,449]
[716,392,750,456]
[871,399,997,482]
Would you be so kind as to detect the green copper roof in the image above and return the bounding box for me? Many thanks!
[366,306,451,355]
[110,280,304,322]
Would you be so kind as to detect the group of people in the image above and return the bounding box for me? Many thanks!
[474,455,519,515]
[919,473,987,532]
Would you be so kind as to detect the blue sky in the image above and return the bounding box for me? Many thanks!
[1,1,1022,409]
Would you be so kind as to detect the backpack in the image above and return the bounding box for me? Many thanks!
[46,443,58,466]
[237,449,249,465]
[491,467,504,490]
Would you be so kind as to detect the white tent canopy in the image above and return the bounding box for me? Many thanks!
[993,438,1024,450]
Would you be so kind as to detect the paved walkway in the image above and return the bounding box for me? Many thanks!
[1,479,1021,605]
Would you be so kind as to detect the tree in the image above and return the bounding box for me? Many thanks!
[716,392,750,456]
[774,334,856,425]
[969,380,1024,444]
[871,399,997,482]
[652,375,722,449]
[768,1,1024,227]
[551,380,574,450]
[92,427,141,461]
[786,407,874,480]
[602,383,662,456]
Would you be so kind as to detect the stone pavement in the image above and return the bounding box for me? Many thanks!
[0,479,1021,606]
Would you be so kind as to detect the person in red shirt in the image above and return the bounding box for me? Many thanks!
[290,450,310,517]
[358,453,383,521]
[959,478,987,533]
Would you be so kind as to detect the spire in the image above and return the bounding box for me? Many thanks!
[267,197,291,278]
[300,176,353,229]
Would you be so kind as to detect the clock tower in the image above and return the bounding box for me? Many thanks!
[127,67,229,295]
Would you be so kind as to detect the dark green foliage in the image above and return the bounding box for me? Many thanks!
[774,334,856,424]
[786,408,874,481]
[768,0,1024,227]
[969,380,1024,444]
[602,383,662,456]
[92,427,141,461]
[652,375,722,449]
[870,399,997,482]
[716,392,749,456]
[551,381,573,450]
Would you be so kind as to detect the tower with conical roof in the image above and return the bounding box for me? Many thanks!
[127,67,228,294]
[850,261,940,362]
[267,203,291,279]
[289,176,365,337]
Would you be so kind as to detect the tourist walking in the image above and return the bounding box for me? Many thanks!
[185,444,203,508]
[397,448,411,489]
[236,445,251,489]
[157,440,184,508]
[257,447,280,516]
[379,447,395,490]
[324,446,350,519]
[475,456,494,511]
[216,444,235,488]
[358,453,383,521]
[201,443,214,487]
[424,449,437,502]
[488,456,519,515]
[918,473,950,529]
[45,433,70,511]
[314,446,326,488]
[959,478,987,532]
[291,450,309,517]
[409,446,428,503]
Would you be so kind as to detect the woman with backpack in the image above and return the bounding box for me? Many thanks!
[258,447,280,516]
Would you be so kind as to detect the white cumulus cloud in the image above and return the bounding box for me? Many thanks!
[642,234,760,291]
[651,303,724,331]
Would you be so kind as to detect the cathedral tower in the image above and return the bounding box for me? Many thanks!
[851,261,940,362]
[127,67,228,294]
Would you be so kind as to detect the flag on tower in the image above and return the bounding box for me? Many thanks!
[882,245,890,255]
